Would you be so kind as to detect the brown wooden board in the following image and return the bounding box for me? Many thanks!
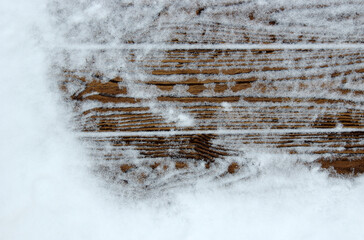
[51,0,364,44]
[53,0,364,188]
[60,49,364,132]
[81,130,364,188]
[56,46,364,187]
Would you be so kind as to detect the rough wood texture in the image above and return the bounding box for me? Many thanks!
[55,0,364,188]
[53,1,364,44]
[59,47,364,183]
[62,49,364,133]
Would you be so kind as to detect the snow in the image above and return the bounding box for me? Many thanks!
[1,0,364,239]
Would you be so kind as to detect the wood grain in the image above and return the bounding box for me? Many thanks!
[61,49,364,134]
[54,1,364,186]
[54,1,364,44]
[82,130,364,186]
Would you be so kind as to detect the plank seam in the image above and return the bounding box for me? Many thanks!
[77,128,364,137]
[53,43,364,50]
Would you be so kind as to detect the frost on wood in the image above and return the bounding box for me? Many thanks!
[50,0,364,193]
[48,0,364,45]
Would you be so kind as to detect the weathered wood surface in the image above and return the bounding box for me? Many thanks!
[84,132,364,188]
[54,0,364,188]
[52,0,364,44]
[59,47,364,184]
[62,49,364,132]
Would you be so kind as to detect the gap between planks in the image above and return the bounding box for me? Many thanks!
[77,128,364,138]
[53,43,364,50]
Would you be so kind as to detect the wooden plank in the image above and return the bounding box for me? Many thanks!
[52,1,364,185]
[82,130,364,186]
[59,49,364,134]
[75,105,364,132]
[84,131,364,160]
[53,0,364,44]
[57,48,364,182]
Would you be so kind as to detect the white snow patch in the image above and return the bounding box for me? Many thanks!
[148,101,195,127]
[221,102,232,111]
